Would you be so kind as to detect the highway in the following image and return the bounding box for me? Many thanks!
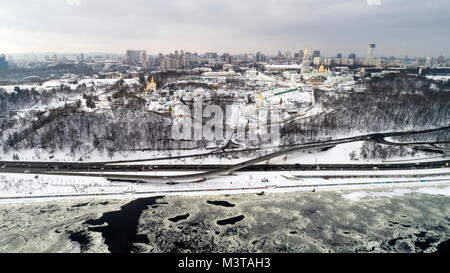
[374,138,450,152]
[1,126,449,183]
[1,175,449,202]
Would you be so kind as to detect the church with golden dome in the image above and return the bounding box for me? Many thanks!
[145,76,157,97]
[313,62,331,74]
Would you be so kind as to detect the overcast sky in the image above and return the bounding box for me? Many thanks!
[0,0,449,57]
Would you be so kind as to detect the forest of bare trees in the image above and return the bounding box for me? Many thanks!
[0,75,448,160]
[282,76,449,145]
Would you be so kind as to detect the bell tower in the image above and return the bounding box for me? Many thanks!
[301,48,311,74]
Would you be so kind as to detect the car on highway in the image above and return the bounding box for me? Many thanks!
[1,164,6,169]
[24,170,30,174]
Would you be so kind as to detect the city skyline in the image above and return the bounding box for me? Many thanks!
[0,0,449,57]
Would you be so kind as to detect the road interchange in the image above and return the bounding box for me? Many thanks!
[1,126,449,183]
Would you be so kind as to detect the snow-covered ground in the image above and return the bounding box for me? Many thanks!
[425,75,450,82]
[2,137,446,165]
[0,77,140,93]
[0,84,41,93]
[3,71,439,165]
[1,167,449,204]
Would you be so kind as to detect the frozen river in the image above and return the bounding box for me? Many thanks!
[0,187,449,253]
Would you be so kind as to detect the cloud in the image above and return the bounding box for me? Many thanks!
[367,0,381,5]
[0,0,449,56]
[67,0,81,6]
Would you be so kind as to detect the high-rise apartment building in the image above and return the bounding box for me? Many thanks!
[0,54,8,71]
[368,44,376,59]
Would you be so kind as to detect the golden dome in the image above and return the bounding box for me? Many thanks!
[319,63,325,72]
[150,76,156,86]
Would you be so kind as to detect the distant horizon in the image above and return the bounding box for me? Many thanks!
[2,49,447,60]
